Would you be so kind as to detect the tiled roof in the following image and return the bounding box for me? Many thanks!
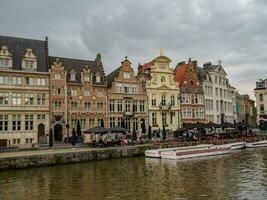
[0,35,48,72]
[49,56,106,85]
[106,67,121,88]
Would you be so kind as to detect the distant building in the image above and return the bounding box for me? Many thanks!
[138,50,181,132]
[254,79,267,129]
[0,36,50,147]
[236,93,256,126]
[174,58,205,124]
[106,57,148,133]
[198,62,237,124]
[49,54,107,142]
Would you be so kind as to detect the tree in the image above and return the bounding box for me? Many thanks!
[49,128,53,147]
[71,128,76,145]
[141,119,146,134]
[76,120,82,137]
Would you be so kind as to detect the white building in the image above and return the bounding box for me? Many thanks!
[254,79,267,120]
[198,62,237,124]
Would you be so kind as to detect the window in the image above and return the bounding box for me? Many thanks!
[96,75,101,83]
[124,72,130,79]
[37,94,45,105]
[12,93,22,105]
[37,114,45,120]
[55,74,61,80]
[190,80,194,86]
[84,91,90,96]
[24,60,35,69]
[54,100,62,110]
[161,77,165,83]
[162,112,167,126]
[124,84,130,93]
[25,94,34,105]
[70,73,76,81]
[161,94,166,106]
[133,100,137,112]
[117,100,122,112]
[0,58,9,68]
[215,88,218,96]
[260,94,264,102]
[116,83,123,93]
[89,119,95,128]
[219,89,222,97]
[12,115,21,131]
[55,88,61,95]
[181,93,191,104]
[260,104,264,113]
[109,117,115,128]
[97,102,103,111]
[151,94,156,106]
[170,95,175,106]
[219,77,222,85]
[170,112,175,124]
[152,112,157,125]
[215,76,217,84]
[131,85,137,93]
[0,114,8,131]
[70,89,77,96]
[25,115,34,131]
[125,100,131,112]
[12,77,22,85]
[26,77,34,85]
[37,78,45,86]
[140,100,145,112]
[85,102,91,111]
[134,118,138,131]
[216,100,219,111]
[187,108,192,118]
[0,93,8,105]
[84,76,90,82]
[109,100,115,112]
[0,76,9,84]
[71,101,78,110]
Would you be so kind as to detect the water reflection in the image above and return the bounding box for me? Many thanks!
[0,149,267,200]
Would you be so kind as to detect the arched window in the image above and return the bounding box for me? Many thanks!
[190,80,194,86]
[96,75,101,83]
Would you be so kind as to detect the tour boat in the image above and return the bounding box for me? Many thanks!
[145,144,212,158]
[245,140,267,148]
[161,144,231,160]
[230,142,246,150]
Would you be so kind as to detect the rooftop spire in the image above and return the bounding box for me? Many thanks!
[160,48,164,56]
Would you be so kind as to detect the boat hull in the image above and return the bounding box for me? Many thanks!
[245,140,267,148]
[161,145,231,160]
[230,142,246,150]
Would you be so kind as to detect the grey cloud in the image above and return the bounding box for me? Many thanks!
[1,0,266,99]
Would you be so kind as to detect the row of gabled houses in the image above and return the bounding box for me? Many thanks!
[0,35,256,147]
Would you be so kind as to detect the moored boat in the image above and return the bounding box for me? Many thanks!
[161,144,231,160]
[230,142,246,150]
[245,140,267,148]
[145,144,212,158]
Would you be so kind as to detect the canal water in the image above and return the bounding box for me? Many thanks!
[0,148,267,200]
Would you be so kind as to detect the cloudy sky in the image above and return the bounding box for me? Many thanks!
[1,0,266,99]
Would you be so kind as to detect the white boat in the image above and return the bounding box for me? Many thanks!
[144,144,212,158]
[230,142,246,150]
[161,144,231,160]
[245,140,267,148]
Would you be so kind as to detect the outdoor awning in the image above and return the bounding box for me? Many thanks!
[108,126,127,134]
[220,122,236,128]
[234,122,249,128]
[85,126,109,134]
[206,122,220,128]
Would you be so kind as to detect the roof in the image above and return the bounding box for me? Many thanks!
[0,35,48,72]
[106,67,121,88]
[49,56,106,85]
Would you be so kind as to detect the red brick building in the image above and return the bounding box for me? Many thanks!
[174,58,206,124]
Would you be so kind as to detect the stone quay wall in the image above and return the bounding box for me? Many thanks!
[0,145,151,170]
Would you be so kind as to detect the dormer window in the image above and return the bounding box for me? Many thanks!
[71,74,76,81]
[0,45,12,69]
[95,72,101,83]
[70,70,76,81]
[22,48,37,71]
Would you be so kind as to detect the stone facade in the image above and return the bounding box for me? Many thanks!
[138,50,181,132]
[198,62,237,124]
[0,36,50,147]
[106,57,148,134]
[174,59,205,124]
[254,79,267,121]
[49,54,107,142]
[236,93,256,126]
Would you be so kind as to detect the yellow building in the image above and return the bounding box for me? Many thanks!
[138,50,181,132]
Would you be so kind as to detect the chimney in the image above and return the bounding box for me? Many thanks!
[95,53,102,66]
[192,60,198,67]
